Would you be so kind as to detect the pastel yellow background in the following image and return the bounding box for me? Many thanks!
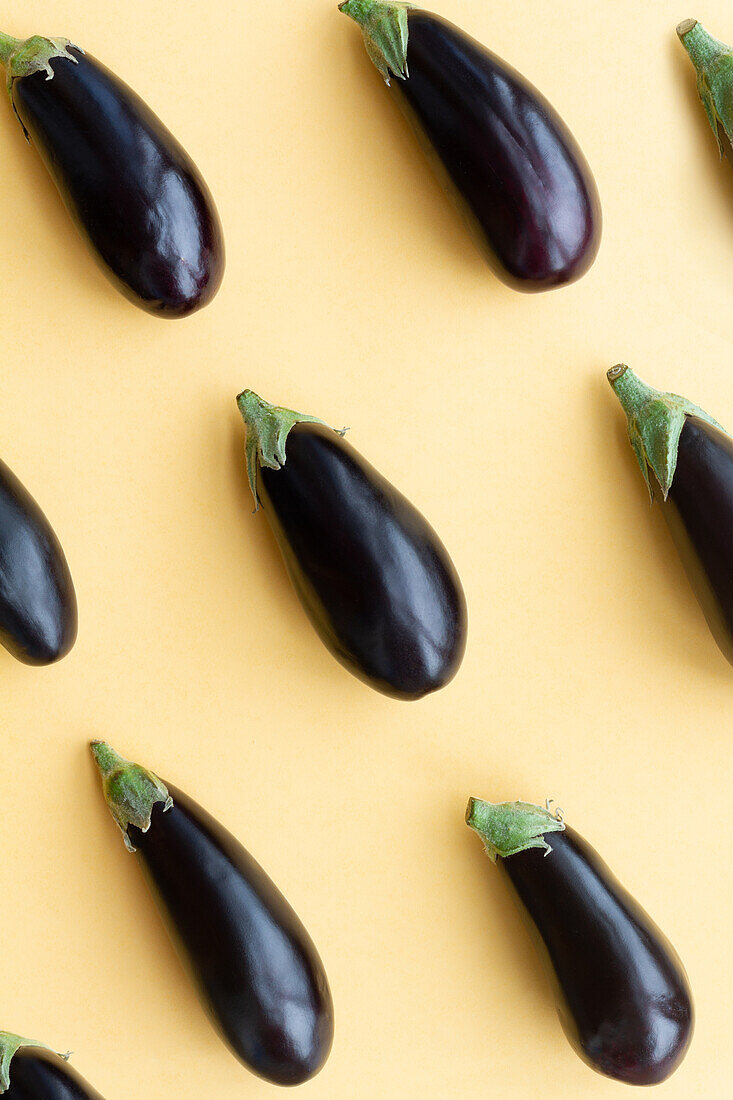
[1,0,731,1095]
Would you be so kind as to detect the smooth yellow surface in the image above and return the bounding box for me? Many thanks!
[1,1,731,1096]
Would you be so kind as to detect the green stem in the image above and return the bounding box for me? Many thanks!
[607,364,658,424]
[607,365,723,500]
[340,0,376,20]
[0,1033,60,1094]
[236,389,341,510]
[0,34,81,110]
[466,798,565,863]
[0,34,21,67]
[676,20,729,70]
[677,20,733,155]
[90,740,172,853]
[339,0,413,83]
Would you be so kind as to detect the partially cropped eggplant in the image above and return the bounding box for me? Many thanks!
[608,364,733,668]
[339,1,601,290]
[0,457,76,665]
[236,390,467,699]
[0,1033,104,1098]
[677,19,733,165]
[90,742,333,1087]
[0,32,224,316]
[466,798,693,1085]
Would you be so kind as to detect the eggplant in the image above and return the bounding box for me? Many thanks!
[236,390,467,699]
[0,1033,104,1099]
[0,32,224,316]
[466,798,693,1085]
[608,364,733,667]
[0,457,76,665]
[339,1,601,290]
[677,19,733,165]
[90,742,333,1087]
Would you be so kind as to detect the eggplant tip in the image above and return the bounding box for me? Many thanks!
[676,18,698,37]
[607,364,628,384]
[14,620,78,665]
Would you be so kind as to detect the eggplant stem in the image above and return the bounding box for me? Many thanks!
[0,33,82,127]
[677,20,733,156]
[90,740,172,854]
[466,797,566,862]
[339,0,413,83]
[0,1033,61,1094]
[235,389,338,510]
[607,365,723,500]
[0,33,21,67]
[676,19,728,67]
[0,35,82,86]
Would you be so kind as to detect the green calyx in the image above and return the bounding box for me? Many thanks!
[677,19,733,157]
[607,364,723,500]
[339,0,413,83]
[466,797,565,862]
[236,389,344,510]
[0,33,82,104]
[90,741,172,854]
[0,1033,65,1094]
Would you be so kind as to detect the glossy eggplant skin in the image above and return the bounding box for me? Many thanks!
[0,458,76,664]
[389,11,601,290]
[127,784,333,1087]
[11,50,224,317]
[500,826,693,1085]
[257,423,467,700]
[662,416,733,666]
[6,1048,104,1100]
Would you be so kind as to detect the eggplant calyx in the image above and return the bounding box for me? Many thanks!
[236,389,345,511]
[0,34,82,99]
[0,34,83,138]
[0,1033,65,1094]
[677,20,733,157]
[339,0,413,84]
[90,741,172,854]
[466,797,565,863]
[607,364,723,500]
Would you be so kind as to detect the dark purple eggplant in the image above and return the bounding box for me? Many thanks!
[236,390,467,700]
[0,1034,104,1099]
[339,1,601,290]
[0,32,224,316]
[466,798,693,1085]
[0,457,76,665]
[90,742,333,1087]
[677,20,733,166]
[608,364,733,667]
